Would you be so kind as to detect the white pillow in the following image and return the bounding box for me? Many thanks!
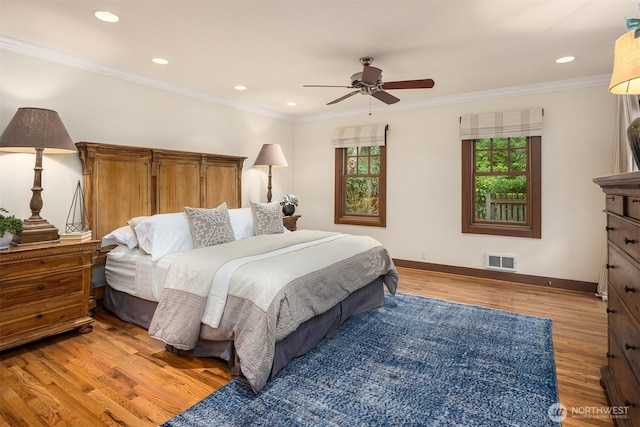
[101,225,137,249]
[228,207,255,240]
[184,203,235,248]
[134,212,194,261]
[250,201,284,235]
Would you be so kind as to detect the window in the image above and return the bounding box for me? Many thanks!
[460,109,542,238]
[333,124,387,227]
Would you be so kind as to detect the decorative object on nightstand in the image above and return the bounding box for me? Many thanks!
[61,180,92,242]
[0,108,77,246]
[0,208,24,250]
[609,5,640,167]
[0,240,98,351]
[280,193,299,216]
[282,214,301,231]
[253,144,288,202]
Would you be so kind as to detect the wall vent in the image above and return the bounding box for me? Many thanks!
[485,253,518,272]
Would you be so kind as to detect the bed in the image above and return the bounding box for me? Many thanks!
[77,142,398,393]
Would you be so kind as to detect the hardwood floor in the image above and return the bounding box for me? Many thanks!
[1,267,613,426]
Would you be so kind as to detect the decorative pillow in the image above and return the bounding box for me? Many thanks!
[250,201,284,235]
[133,212,194,261]
[101,225,137,249]
[228,207,255,240]
[184,203,236,248]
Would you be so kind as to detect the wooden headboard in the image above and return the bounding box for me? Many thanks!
[76,142,246,245]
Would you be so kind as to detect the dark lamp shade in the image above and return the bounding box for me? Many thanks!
[609,31,640,95]
[0,107,76,153]
[253,143,288,167]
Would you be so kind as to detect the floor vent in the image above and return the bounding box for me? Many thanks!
[485,253,518,272]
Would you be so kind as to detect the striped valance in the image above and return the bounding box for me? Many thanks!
[332,124,388,147]
[460,108,543,139]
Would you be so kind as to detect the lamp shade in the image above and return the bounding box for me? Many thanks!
[609,30,640,94]
[253,143,288,167]
[0,107,76,153]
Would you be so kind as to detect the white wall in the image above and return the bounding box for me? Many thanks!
[0,50,295,231]
[293,86,616,283]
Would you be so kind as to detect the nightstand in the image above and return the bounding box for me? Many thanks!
[0,240,98,351]
[283,214,301,231]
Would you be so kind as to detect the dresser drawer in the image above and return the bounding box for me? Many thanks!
[609,287,640,381]
[0,297,84,338]
[608,244,640,318]
[608,215,640,263]
[0,252,87,280]
[0,269,84,308]
[629,196,640,221]
[609,332,640,425]
[607,194,626,216]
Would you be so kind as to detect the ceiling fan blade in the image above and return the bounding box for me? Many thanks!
[372,91,400,105]
[382,79,435,90]
[361,65,382,85]
[327,90,360,105]
[303,84,354,88]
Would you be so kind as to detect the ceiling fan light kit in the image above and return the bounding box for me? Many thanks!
[304,57,434,106]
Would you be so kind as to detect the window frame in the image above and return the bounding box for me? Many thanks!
[334,144,387,227]
[461,136,541,238]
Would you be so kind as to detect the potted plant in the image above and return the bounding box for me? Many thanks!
[0,208,23,249]
[280,194,299,216]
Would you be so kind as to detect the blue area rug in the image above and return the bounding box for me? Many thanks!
[162,293,560,427]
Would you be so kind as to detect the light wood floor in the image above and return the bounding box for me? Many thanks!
[1,267,612,426]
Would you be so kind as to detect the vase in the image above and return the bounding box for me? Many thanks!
[627,116,640,168]
[282,204,295,216]
[0,231,12,250]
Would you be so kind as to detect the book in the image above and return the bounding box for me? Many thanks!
[60,230,93,242]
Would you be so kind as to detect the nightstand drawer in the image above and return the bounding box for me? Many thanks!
[608,215,640,263]
[0,269,84,308]
[0,252,87,280]
[0,298,84,338]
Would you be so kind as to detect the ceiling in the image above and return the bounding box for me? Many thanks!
[0,1,636,120]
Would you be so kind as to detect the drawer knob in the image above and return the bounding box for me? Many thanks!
[624,286,637,293]
[606,308,616,314]
[37,313,43,319]
[624,237,636,245]
[605,226,614,231]
[624,400,637,408]
[632,198,640,203]
[606,264,615,269]
[38,284,45,291]
[606,352,615,358]
[39,259,45,265]
[625,343,637,351]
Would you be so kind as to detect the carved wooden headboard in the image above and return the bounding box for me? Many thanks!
[76,142,246,246]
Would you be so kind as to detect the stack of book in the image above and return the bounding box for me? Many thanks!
[60,230,93,242]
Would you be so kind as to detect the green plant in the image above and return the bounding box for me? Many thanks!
[280,194,299,206]
[0,208,24,235]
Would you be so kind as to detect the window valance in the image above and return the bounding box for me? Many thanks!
[459,108,543,139]
[332,124,388,147]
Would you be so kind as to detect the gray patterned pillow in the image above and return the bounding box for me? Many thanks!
[184,203,235,248]
[250,201,284,235]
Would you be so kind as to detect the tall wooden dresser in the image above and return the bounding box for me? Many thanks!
[0,241,97,351]
[595,171,640,427]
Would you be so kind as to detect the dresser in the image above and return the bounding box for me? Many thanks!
[595,171,640,427]
[0,241,97,351]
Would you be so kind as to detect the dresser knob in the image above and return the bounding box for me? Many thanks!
[38,284,45,291]
[36,313,43,319]
[606,352,615,358]
[606,264,614,269]
[625,343,637,351]
[605,226,614,231]
[632,198,640,203]
[606,308,616,314]
[624,237,636,244]
[624,286,637,293]
[39,259,45,264]
[624,400,637,408]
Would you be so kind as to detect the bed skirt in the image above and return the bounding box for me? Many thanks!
[102,276,384,380]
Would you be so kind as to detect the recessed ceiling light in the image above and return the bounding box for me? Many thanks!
[152,58,169,65]
[94,10,119,23]
[555,56,575,64]
[286,102,297,106]
[234,85,248,91]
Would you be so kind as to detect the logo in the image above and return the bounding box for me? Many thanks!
[548,403,568,423]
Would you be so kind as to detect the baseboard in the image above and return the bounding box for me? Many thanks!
[393,259,597,293]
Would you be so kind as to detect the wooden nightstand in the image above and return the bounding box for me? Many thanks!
[0,240,98,351]
[283,214,301,231]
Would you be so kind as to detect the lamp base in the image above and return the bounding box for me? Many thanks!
[12,218,60,246]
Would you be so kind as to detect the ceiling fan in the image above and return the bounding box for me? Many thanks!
[303,57,435,105]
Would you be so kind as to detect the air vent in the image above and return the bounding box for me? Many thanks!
[485,253,518,272]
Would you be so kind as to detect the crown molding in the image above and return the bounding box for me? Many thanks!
[2,35,610,124]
